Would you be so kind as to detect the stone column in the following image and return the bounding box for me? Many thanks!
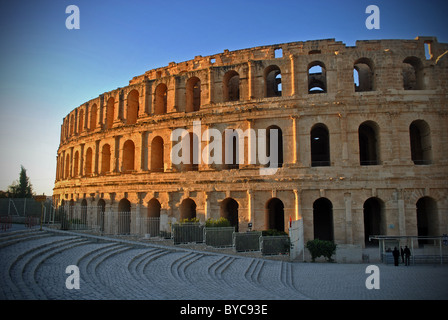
[290,115,300,166]
[247,189,254,227]
[344,192,353,244]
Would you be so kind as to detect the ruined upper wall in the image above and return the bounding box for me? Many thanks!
[59,36,448,146]
[128,36,448,84]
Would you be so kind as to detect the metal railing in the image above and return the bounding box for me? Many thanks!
[50,206,162,237]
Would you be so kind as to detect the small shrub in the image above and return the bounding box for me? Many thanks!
[306,239,337,262]
[178,217,200,224]
[262,229,288,236]
[205,217,231,228]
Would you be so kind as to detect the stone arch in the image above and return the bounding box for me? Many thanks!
[101,144,111,174]
[65,154,70,179]
[186,132,199,171]
[359,120,380,165]
[220,198,239,231]
[147,198,161,218]
[402,56,424,90]
[180,198,196,221]
[122,140,135,172]
[363,197,385,246]
[90,104,97,131]
[310,123,330,167]
[73,151,79,177]
[308,61,327,94]
[127,89,139,125]
[154,83,167,115]
[223,128,239,170]
[151,136,164,172]
[85,147,93,175]
[409,120,432,165]
[354,57,374,92]
[416,196,438,246]
[266,125,283,168]
[106,97,115,129]
[313,197,333,241]
[78,109,84,133]
[223,70,240,102]
[117,198,131,234]
[265,197,285,232]
[70,114,75,136]
[264,65,281,97]
[186,77,201,112]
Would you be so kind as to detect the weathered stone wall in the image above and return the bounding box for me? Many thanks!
[53,36,448,248]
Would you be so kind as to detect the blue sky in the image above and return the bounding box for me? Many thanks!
[0,0,447,196]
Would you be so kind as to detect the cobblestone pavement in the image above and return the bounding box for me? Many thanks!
[1,227,447,300]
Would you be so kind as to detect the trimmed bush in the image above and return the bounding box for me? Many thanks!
[205,217,231,228]
[262,229,288,237]
[306,239,337,262]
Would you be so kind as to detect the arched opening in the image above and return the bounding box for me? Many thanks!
[146,198,161,236]
[101,144,111,174]
[85,147,93,176]
[266,125,283,168]
[78,109,84,133]
[73,151,79,177]
[151,136,164,172]
[363,197,384,246]
[311,124,330,167]
[265,65,282,97]
[265,198,285,232]
[65,154,70,179]
[220,198,239,232]
[106,97,115,129]
[122,140,135,172]
[127,89,139,125]
[186,77,201,112]
[359,121,380,165]
[154,83,167,115]
[223,70,240,102]
[90,104,97,131]
[416,197,438,247]
[147,198,161,218]
[223,129,239,170]
[313,198,333,241]
[354,58,374,92]
[186,133,199,171]
[70,114,75,136]
[97,199,105,231]
[308,61,327,94]
[410,120,432,165]
[81,199,87,225]
[180,198,196,221]
[118,198,131,234]
[402,56,424,90]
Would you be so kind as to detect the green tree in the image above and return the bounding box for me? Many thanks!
[7,165,33,198]
[306,239,337,262]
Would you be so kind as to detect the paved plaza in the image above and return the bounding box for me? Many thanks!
[1,226,447,301]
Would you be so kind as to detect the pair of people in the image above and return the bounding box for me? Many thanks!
[393,246,411,266]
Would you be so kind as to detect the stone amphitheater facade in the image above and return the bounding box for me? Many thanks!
[53,36,448,249]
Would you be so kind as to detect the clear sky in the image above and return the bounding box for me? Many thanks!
[0,0,447,196]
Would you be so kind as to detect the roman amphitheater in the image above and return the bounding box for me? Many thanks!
[53,36,448,254]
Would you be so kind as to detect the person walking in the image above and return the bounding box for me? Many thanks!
[404,246,411,266]
[393,247,400,266]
